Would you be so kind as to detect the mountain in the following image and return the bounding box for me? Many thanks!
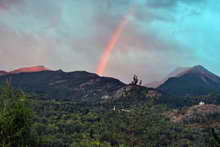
[158,65,220,96]
[145,67,191,88]
[10,66,50,74]
[0,70,7,76]
[166,67,191,78]
[0,66,50,76]
[0,69,125,101]
[145,81,163,88]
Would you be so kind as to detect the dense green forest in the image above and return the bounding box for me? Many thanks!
[1,84,220,147]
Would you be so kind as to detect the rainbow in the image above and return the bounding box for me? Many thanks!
[96,12,131,75]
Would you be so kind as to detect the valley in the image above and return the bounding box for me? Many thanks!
[0,65,220,146]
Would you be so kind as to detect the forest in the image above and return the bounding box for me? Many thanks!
[1,83,220,147]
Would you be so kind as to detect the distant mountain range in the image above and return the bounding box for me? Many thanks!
[1,65,220,102]
[158,65,220,96]
[0,66,164,103]
[0,66,127,101]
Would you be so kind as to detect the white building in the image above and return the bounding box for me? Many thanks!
[199,101,205,105]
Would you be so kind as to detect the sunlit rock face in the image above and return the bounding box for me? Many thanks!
[0,66,50,76]
[9,66,50,74]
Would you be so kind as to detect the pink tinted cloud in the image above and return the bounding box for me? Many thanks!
[0,0,22,10]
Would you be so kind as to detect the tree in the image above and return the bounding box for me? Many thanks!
[211,128,220,145]
[130,75,139,85]
[0,83,38,147]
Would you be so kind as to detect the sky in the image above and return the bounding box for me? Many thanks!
[0,0,220,83]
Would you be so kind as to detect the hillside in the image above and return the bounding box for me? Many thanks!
[0,70,7,76]
[165,104,220,127]
[0,69,125,101]
[1,67,220,147]
[145,67,191,88]
[158,65,220,96]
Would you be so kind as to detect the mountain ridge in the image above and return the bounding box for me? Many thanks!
[158,65,220,96]
[0,70,7,76]
[0,68,126,101]
[10,65,50,74]
[145,66,192,88]
[0,65,51,75]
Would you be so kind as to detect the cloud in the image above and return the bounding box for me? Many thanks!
[0,0,23,10]
[143,0,206,8]
[0,26,50,69]
[0,0,219,83]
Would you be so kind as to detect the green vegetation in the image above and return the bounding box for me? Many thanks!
[0,84,220,147]
[157,93,220,108]
[0,83,39,147]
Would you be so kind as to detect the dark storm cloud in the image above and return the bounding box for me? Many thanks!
[132,0,206,23]
[144,0,206,8]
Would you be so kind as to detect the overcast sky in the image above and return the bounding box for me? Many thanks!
[0,0,219,83]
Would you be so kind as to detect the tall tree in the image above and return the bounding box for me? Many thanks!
[0,83,37,147]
